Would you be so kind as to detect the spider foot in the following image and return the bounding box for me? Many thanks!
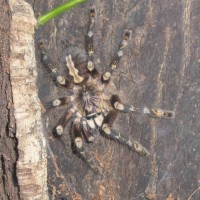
[78,148,100,173]
[127,139,150,156]
[143,107,175,118]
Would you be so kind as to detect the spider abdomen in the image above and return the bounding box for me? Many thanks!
[60,46,89,82]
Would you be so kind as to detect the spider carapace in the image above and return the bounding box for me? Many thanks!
[38,7,174,172]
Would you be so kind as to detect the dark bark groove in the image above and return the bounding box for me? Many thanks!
[0,0,20,199]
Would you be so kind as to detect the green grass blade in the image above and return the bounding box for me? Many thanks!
[37,0,89,28]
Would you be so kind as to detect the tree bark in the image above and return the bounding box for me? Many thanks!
[1,0,48,199]
[0,1,19,199]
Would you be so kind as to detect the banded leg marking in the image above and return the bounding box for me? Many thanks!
[48,95,76,109]
[111,95,138,113]
[102,111,150,156]
[86,7,95,56]
[82,119,95,142]
[71,119,98,172]
[38,41,71,88]
[143,107,175,118]
[103,110,118,126]
[86,7,98,77]
[102,124,150,156]
[86,115,99,137]
[101,30,132,83]
[81,112,105,142]
[111,95,174,118]
[54,107,76,135]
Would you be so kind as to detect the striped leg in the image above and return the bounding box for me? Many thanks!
[47,94,77,109]
[101,30,132,84]
[85,7,99,78]
[111,95,139,113]
[71,118,98,172]
[81,112,105,142]
[53,107,76,136]
[81,118,95,142]
[38,41,71,88]
[102,111,150,156]
[143,107,175,118]
[111,95,175,118]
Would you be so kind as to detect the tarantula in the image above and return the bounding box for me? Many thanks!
[38,7,174,171]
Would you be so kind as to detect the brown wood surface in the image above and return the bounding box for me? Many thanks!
[0,1,19,199]
[0,0,199,199]
[1,0,47,199]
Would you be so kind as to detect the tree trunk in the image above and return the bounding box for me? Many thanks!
[0,1,19,199]
[1,0,47,199]
[1,0,200,199]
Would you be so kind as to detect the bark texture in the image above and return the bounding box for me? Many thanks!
[7,0,48,199]
[0,1,19,199]
[32,0,200,199]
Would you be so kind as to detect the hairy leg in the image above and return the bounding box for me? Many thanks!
[71,117,98,172]
[47,93,77,109]
[81,118,95,142]
[101,30,132,84]
[101,111,150,156]
[38,41,71,88]
[53,107,76,136]
[111,95,175,118]
[85,6,99,78]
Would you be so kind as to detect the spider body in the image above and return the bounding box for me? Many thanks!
[39,7,174,172]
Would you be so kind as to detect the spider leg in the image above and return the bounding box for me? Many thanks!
[38,41,71,88]
[47,93,77,109]
[53,107,76,136]
[101,30,132,84]
[81,118,95,142]
[111,95,139,113]
[71,117,98,172]
[143,107,175,118]
[85,6,99,78]
[111,95,175,118]
[102,111,150,156]
[81,112,105,141]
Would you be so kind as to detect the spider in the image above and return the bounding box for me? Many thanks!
[38,7,174,172]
